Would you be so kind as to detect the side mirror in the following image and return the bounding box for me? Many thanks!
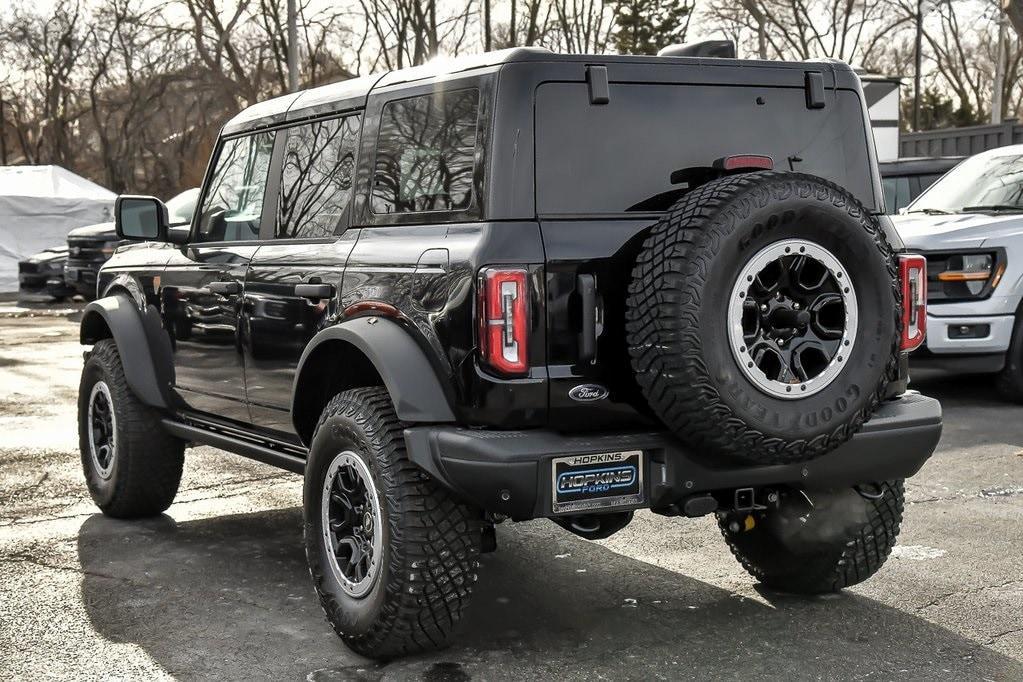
[115,195,169,241]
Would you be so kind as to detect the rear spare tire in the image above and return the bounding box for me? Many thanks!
[626,171,900,465]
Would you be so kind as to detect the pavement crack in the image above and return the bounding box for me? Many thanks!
[917,578,1023,611]
[180,472,295,494]
[908,487,1023,505]
[986,625,1023,646]
[0,552,128,583]
[0,475,297,528]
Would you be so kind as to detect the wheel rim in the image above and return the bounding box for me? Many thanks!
[320,451,383,598]
[727,239,858,399]
[87,381,117,480]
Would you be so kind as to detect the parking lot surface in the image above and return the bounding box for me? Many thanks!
[1,313,1022,680]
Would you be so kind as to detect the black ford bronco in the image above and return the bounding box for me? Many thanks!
[77,46,942,659]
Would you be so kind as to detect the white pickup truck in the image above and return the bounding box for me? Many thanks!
[893,145,1023,399]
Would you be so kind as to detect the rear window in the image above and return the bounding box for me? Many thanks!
[276,114,360,239]
[535,83,876,215]
[371,88,480,214]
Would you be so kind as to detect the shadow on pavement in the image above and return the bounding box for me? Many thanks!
[77,509,1023,680]
[910,370,1010,408]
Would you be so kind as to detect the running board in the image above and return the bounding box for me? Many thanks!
[161,419,307,474]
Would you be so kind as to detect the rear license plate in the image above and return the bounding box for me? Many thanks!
[551,451,644,514]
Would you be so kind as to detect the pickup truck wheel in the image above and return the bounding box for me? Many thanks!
[718,480,904,594]
[78,339,184,518]
[996,312,1023,402]
[304,387,482,659]
[626,171,900,465]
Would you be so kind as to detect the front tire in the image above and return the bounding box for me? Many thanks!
[996,312,1023,401]
[78,339,185,518]
[718,480,904,594]
[303,387,482,659]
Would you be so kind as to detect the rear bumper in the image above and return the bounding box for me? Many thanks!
[404,392,942,520]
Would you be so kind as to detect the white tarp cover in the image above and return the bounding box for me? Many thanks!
[0,165,115,292]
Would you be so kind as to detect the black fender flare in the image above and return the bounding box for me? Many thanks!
[80,295,176,409]
[293,316,456,425]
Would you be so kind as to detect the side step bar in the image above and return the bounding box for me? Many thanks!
[161,418,307,474]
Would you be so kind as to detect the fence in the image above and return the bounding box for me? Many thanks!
[899,119,1023,157]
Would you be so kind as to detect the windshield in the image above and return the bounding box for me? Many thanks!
[908,153,1023,214]
[165,187,200,224]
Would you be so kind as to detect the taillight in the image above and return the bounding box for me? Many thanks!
[478,267,529,376]
[899,254,927,351]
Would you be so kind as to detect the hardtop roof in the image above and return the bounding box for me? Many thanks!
[222,48,860,135]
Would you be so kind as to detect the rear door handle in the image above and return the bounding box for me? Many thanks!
[295,283,335,300]
[208,281,240,295]
[578,273,597,363]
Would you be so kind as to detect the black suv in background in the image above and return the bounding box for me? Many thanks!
[879,156,963,213]
[65,188,198,299]
[77,48,941,659]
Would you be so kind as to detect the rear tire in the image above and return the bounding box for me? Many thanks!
[303,387,482,659]
[78,339,184,518]
[718,480,904,594]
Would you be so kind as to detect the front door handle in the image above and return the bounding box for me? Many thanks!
[208,281,240,295]
[295,283,335,300]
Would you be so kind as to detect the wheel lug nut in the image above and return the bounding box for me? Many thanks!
[760,304,768,312]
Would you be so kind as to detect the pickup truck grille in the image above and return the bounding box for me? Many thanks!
[66,238,108,267]
[19,262,40,274]
[925,254,952,303]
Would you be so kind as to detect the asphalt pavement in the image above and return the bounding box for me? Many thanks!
[1,313,1021,680]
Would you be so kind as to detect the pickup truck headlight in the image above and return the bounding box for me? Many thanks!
[930,251,1005,301]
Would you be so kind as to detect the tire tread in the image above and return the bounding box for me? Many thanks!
[305,387,481,659]
[79,339,184,518]
[625,171,902,464]
[718,480,905,593]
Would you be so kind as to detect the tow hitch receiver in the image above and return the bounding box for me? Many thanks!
[734,487,756,511]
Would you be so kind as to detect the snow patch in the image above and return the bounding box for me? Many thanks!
[891,545,946,561]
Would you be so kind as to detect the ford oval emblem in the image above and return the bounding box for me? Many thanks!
[569,384,608,402]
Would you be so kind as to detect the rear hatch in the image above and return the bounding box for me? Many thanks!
[535,64,880,430]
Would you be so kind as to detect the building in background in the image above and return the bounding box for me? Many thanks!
[857,70,901,162]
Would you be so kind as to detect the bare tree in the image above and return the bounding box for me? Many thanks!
[356,0,476,70]
[547,0,615,53]
[2,0,89,167]
[710,0,912,65]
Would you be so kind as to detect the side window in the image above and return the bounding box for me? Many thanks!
[371,88,480,214]
[882,175,911,213]
[196,132,275,242]
[276,115,361,239]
